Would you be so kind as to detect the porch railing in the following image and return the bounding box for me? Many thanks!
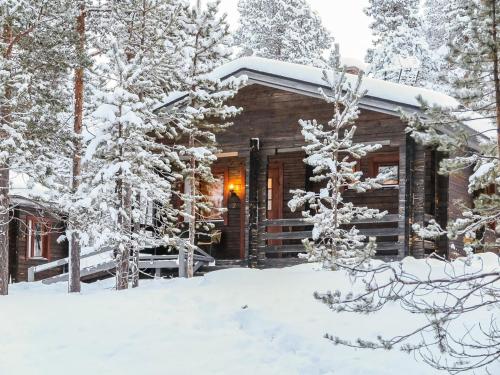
[28,245,214,284]
[259,214,403,260]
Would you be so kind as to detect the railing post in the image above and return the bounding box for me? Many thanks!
[27,266,35,282]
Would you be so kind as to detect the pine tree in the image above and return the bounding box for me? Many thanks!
[0,0,73,295]
[17,1,105,294]
[84,0,189,290]
[323,4,500,369]
[234,0,332,67]
[404,0,500,254]
[177,0,244,277]
[365,0,434,87]
[288,46,385,271]
[422,0,462,92]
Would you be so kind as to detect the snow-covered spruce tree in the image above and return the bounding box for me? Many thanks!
[85,0,188,290]
[234,0,332,67]
[314,2,500,372]
[404,0,500,255]
[422,0,464,92]
[365,0,435,87]
[0,0,74,295]
[15,1,107,294]
[177,1,244,278]
[288,46,386,271]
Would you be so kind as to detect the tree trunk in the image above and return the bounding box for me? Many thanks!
[116,183,131,290]
[68,2,86,294]
[491,1,500,163]
[0,23,13,296]
[186,134,196,278]
[131,194,140,288]
[0,167,9,296]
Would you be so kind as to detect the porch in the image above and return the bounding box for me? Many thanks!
[203,136,408,268]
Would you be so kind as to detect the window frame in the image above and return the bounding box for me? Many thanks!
[26,215,51,260]
[370,154,400,187]
[205,166,229,225]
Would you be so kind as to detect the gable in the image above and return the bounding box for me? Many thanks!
[217,84,406,150]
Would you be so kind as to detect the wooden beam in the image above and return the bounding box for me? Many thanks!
[260,214,400,228]
[401,137,411,259]
[216,151,239,158]
[248,138,260,267]
[138,260,178,269]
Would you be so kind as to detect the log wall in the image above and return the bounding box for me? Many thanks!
[215,85,414,263]
[8,204,68,282]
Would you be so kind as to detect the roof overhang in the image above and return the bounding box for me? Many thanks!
[160,67,421,116]
[159,57,491,150]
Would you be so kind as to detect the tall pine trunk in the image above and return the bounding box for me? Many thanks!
[491,1,500,163]
[115,98,131,290]
[0,167,9,296]
[68,2,86,294]
[186,135,196,278]
[0,23,13,296]
[116,183,131,290]
[131,215,140,288]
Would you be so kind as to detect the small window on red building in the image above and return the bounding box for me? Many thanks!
[26,216,50,260]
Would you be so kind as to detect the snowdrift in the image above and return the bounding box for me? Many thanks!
[1,254,498,375]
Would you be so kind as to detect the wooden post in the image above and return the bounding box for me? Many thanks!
[256,149,270,267]
[435,151,449,256]
[28,267,35,282]
[410,141,426,259]
[242,151,251,264]
[398,139,409,260]
[178,243,186,278]
[248,138,259,268]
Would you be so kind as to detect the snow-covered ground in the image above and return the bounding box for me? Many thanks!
[1,255,499,375]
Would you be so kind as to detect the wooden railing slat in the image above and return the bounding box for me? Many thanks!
[261,227,402,241]
[262,241,403,255]
[261,214,400,228]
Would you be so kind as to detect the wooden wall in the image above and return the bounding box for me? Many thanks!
[216,84,411,261]
[222,85,408,152]
[8,204,68,282]
[210,157,246,259]
[447,168,474,258]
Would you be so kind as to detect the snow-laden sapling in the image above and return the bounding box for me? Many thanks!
[288,46,386,271]
[85,0,189,290]
[176,1,245,278]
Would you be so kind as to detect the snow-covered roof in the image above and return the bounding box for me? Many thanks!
[163,56,458,108]
[162,56,494,140]
[9,172,50,203]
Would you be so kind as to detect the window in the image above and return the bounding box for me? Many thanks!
[26,216,50,260]
[267,178,273,211]
[205,171,227,221]
[376,163,399,185]
[370,153,400,186]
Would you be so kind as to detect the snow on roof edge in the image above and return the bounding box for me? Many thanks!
[163,56,457,108]
[162,56,494,139]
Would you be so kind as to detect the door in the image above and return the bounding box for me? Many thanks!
[267,162,283,246]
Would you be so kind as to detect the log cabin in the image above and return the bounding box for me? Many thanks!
[8,174,68,282]
[10,57,490,284]
[161,56,488,268]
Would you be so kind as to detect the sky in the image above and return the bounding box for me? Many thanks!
[214,0,373,62]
